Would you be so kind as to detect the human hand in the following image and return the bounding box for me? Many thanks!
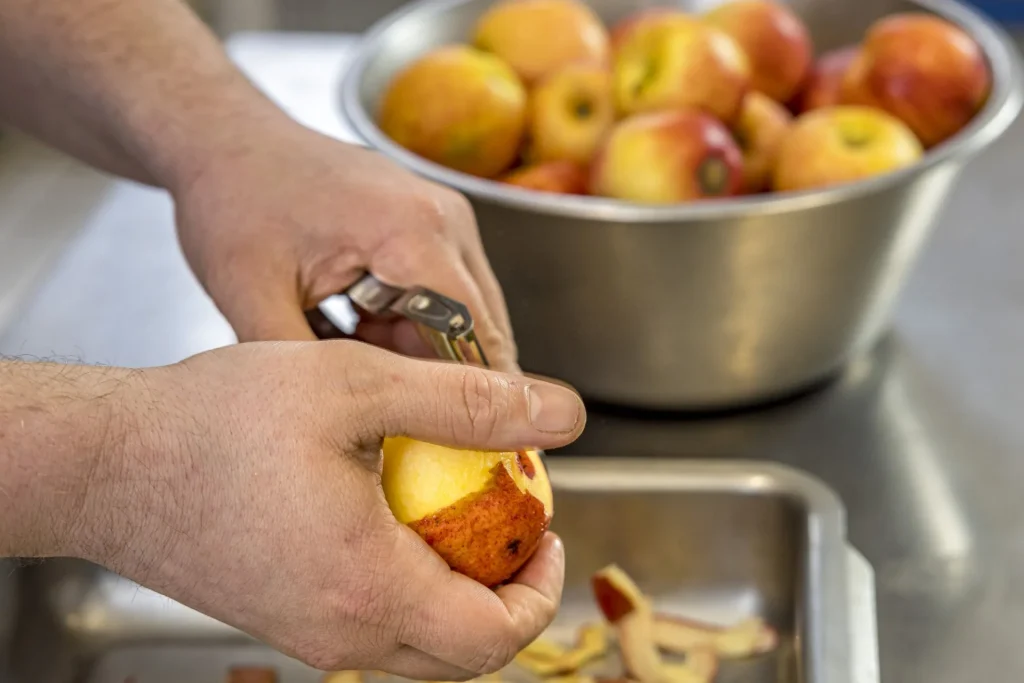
[79,340,584,677]
[172,123,520,372]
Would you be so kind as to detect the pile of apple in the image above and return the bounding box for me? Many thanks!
[377,0,992,204]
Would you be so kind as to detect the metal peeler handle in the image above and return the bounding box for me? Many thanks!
[306,273,490,368]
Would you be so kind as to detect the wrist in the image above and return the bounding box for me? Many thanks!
[0,361,133,559]
[132,78,294,198]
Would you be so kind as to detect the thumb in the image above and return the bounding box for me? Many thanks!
[367,353,586,452]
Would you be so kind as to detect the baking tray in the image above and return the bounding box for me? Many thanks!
[24,460,878,683]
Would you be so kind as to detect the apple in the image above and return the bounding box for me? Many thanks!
[613,14,750,124]
[772,105,924,192]
[840,12,991,147]
[732,91,793,193]
[378,45,527,178]
[529,62,615,166]
[653,615,779,659]
[502,160,590,195]
[609,8,689,56]
[703,0,813,105]
[473,0,610,85]
[793,45,860,113]
[381,437,553,587]
[590,109,745,204]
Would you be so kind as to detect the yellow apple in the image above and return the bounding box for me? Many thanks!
[703,0,813,105]
[529,62,615,165]
[473,0,610,85]
[772,105,924,192]
[590,109,745,204]
[381,437,553,588]
[613,14,750,125]
[609,8,689,56]
[732,91,793,193]
[378,45,527,178]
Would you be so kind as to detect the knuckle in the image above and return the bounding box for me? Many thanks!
[455,369,505,443]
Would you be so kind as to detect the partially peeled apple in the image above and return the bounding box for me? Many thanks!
[381,437,554,587]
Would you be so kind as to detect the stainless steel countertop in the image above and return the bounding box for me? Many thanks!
[2,31,1023,683]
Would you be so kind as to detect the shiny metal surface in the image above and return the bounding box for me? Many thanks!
[0,30,1022,683]
[14,461,876,683]
[339,0,1024,409]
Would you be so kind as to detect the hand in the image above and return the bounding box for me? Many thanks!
[82,340,585,677]
[172,122,520,372]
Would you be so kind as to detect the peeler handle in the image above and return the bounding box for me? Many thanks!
[306,273,489,368]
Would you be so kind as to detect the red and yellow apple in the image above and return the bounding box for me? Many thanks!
[840,12,991,147]
[378,45,527,178]
[703,0,813,105]
[502,160,590,194]
[613,14,750,124]
[529,62,616,165]
[590,109,745,204]
[732,91,793,192]
[381,437,553,587]
[609,7,688,56]
[473,0,610,85]
[772,105,924,192]
[794,45,860,113]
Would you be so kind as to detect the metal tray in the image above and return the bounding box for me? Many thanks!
[17,460,879,683]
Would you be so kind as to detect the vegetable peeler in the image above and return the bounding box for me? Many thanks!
[305,272,490,368]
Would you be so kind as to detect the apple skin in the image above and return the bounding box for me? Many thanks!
[793,46,860,113]
[590,109,745,204]
[381,437,553,588]
[732,91,793,193]
[613,14,751,124]
[473,0,610,85]
[529,62,615,165]
[772,105,924,192]
[609,8,688,56]
[703,0,813,105]
[378,45,527,178]
[839,12,991,148]
[502,160,590,195]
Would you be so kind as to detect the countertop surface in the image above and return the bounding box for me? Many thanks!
[2,31,1024,683]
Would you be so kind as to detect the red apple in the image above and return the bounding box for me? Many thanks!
[773,105,924,192]
[733,91,793,192]
[704,0,813,104]
[839,12,991,147]
[591,109,744,204]
[794,45,860,113]
[502,160,590,194]
[613,14,750,124]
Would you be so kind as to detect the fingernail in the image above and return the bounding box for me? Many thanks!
[527,383,582,433]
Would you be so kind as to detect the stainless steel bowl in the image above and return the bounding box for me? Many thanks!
[340,0,1024,410]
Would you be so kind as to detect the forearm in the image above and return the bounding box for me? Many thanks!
[0,0,291,191]
[0,360,130,559]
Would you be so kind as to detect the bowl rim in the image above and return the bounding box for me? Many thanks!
[340,0,1024,222]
